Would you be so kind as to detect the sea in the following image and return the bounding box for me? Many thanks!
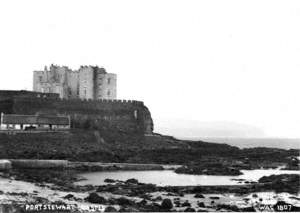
[178,137,300,150]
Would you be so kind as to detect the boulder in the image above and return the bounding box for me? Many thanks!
[116,197,135,206]
[184,207,196,212]
[125,178,139,184]
[85,193,106,204]
[104,178,116,183]
[161,198,173,210]
[209,196,220,200]
[63,194,74,200]
[197,202,205,208]
[182,201,191,207]
[194,193,205,198]
[105,206,117,212]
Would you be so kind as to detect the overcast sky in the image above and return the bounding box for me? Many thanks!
[0,0,299,138]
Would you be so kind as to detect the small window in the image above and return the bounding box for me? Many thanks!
[39,76,42,82]
[107,90,111,96]
[107,78,111,84]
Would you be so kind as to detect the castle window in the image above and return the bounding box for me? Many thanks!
[107,78,111,84]
[39,76,42,82]
[107,90,111,96]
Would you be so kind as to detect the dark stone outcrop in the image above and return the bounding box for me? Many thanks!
[104,206,117,212]
[184,207,196,212]
[175,163,242,176]
[84,193,106,204]
[194,193,205,198]
[161,198,173,210]
[258,174,300,194]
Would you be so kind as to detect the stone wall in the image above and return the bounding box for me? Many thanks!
[0,91,153,134]
[0,90,59,101]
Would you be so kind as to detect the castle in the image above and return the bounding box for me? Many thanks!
[33,64,117,100]
[0,65,153,134]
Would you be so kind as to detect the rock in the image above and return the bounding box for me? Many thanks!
[154,196,162,201]
[35,196,49,204]
[182,201,191,207]
[289,196,300,201]
[240,206,255,212]
[161,198,173,210]
[258,174,300,194]
[104,178,116,183]
[108,198,117,205]
[197,202,205,208]
[105,206,117,212]
[184,207,196,212]
[252,193,258,198]
[118,207,139,212]
[179,192,185,197]
[243,198,250,202]
[209,196,220,200]
[140,194,152,200]
[138,199,147,206]
[125,178,139,184]
[139,203,161,212]
[116,197,135,206]
[217,204,239,212]
[194,193,205,198]
[63,194,74,200]
[175,163,242,176]
[85,192,106,204]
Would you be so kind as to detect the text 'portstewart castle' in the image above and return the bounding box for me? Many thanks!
[33,64,117,100]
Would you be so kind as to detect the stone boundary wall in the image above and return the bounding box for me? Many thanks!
[0,92,153,134]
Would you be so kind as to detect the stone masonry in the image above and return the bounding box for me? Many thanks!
[33,64,117,100]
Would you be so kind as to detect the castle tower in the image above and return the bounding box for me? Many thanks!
[33,65,117,100]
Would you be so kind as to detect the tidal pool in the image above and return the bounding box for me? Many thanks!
[76,168,300,186]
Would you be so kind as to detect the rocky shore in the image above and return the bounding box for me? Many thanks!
[0,167,299,212]
[0,130,299,212]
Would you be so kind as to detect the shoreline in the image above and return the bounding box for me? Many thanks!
[0,168,299,212]
[1,159,182,172]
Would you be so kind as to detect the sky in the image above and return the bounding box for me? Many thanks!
[0,0,299,138]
